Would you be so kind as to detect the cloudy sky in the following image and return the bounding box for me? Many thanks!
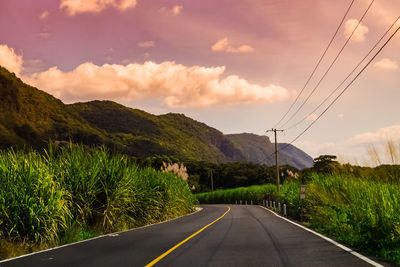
[0,0,399,165]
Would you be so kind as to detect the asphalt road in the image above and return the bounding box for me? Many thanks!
[1,205,382,267]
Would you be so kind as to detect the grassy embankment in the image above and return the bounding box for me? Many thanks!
[0,145,197,260]
[196,174,400,264]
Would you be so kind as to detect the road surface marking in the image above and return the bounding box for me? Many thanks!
[259,206,383,267]
[145,206,231,267]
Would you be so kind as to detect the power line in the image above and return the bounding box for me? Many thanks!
[281,23,400,151]
[285,16,400,131]
[273,0,355,128]
[279,0,375,128]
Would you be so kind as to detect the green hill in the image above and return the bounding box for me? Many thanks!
[0,66,312,168]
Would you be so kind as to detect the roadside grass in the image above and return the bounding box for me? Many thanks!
[0,145,197,260]
[196,184,277,204]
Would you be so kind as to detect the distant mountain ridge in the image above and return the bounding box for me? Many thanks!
[226,133,313,169]
[0,66,313,168]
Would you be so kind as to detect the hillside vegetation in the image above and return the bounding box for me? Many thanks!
[0,66,312,168]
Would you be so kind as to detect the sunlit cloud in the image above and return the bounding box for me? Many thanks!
[159,5,183,16]
[24,61,288,108]
[137,41,155,48]
[0,44,23,76]
[39,10,49,20]
[343,19,369,42]
[172,5,183,15]
[374,58,399,70]
[211,38,254,53]
[60,0,137,16]
[306,113,318,121]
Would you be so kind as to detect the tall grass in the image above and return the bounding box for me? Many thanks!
[0,145,197,259]
[305,174,400,264]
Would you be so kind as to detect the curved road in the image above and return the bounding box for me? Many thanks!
[1,205,384,267]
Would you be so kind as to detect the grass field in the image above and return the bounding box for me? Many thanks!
[0,145,197,260]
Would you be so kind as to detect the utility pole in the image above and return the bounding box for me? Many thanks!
[210,168,214,193]
[210,168,214,202]
[266,128,284,193]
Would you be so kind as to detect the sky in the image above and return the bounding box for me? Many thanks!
[0,0,399,165]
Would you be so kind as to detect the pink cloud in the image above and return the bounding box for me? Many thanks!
[212,38,254,53]
[171,5,183,16]
[24,61,288,108]
[343,19,369,42]
[0,44,23,76]
[374,58,399,70]
[137,41,155,48]
[60,0,137,16]
[159,5,183,16]
[39,10,49,20]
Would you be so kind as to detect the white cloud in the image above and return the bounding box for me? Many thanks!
[296,125,400,165]
[212,38,254,53]
[0,44,23,76]
[1,43,288,108]
[60,0,136,16]
[137,41,155,48]
[39,10,49,20]
[374,58,399,70]
[343,19,369,42]
[24,61,288,108]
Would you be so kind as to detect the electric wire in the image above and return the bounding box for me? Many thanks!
[273,0,356,128]
[285,16,400,131]
[279,0,375,128]
[279,23,400,152]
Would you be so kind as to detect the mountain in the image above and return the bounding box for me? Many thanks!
[67,101,246,162]
[0,66,312,168]
[226,133,313,169]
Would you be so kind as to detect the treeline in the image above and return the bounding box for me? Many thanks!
[135,155,299,193]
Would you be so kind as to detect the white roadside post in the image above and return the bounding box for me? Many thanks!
[283,204,287,216]
[278,203,281,213]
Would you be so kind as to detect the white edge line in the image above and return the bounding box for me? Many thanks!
[258,206,383,267]
[0,207,203,264]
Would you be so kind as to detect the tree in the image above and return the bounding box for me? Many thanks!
[313,155,339,173]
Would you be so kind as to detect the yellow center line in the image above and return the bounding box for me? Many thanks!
[145,206,231,267]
